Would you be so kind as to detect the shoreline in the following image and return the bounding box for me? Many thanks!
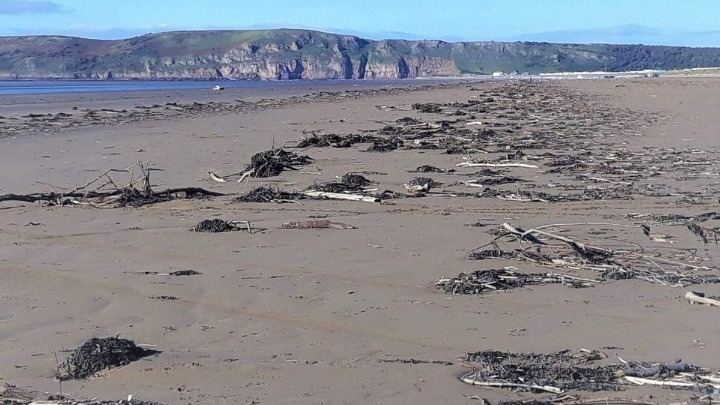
[0,80,474,137]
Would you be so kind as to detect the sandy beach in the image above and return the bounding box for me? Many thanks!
[1,77,719,404]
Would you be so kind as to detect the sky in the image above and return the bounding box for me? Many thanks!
[0,0,719,47]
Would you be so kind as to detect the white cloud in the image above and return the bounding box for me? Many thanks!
[0,0,66,14]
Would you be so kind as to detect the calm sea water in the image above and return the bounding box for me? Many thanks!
[0,79,426,96]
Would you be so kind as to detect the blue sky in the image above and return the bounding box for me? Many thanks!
[0,0,718,46]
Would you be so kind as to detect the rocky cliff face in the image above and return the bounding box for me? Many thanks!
[1,29,719,80]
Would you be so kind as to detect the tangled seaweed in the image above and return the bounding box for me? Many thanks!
[310,173,375,193]
[295,133,344,148]
[436,268,588,294]
[57,337,158,380]
[463,349,619,392]
[234,186,304,203]
[415,165,449,173]
[366,139,402,152]
[408,177,443,189]
[295,133,383,148]
[412,102,445,113]
[193,219,239,233]
[245,149,313,178]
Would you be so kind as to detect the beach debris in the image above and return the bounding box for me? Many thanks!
[208,171,227,182]
[281,220,356,230]
[212,85,225,91]
[461,349,615,393]
[379,358,453,366]
[412,102,444,113]
[294,133,384,148]
[168,270,200,276]
[0,384,165,405]
[234,186,304,203]
[403,177,442,194]
[462,349,715,394]
[337,173,374,189]
[3,84,456,136]
[309,173,375,193]
[129,269,201,276]
[0,162,223,207]
[414,165,451,173]
[685,291,720,307]
[242,148,313,178]
[302,190,379,202]
[366,139,401,152]
[194,219,237,233]
[436,268,594,295]
[457,161,539,169]
[686,221,719,244]
[468,222,720,287]
[473,175,525,186]
[237,182,380,203]
[295,132,343,147]
[57,337,158,380]
[193,219,252,233]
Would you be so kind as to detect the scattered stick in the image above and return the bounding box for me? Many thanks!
[208,171,227,183]
[623,376,709,388]
[457,162,539,169]
[0,162,223,207]
[281,220,356,230]
[459,376,564,394]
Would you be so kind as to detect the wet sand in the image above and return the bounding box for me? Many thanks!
[1,77,719,404]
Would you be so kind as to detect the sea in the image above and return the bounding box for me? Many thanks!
[0,79,452,96]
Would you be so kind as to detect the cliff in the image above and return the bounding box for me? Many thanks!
[1,29,719,80]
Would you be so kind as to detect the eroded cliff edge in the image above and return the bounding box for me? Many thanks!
[2,29,719,80]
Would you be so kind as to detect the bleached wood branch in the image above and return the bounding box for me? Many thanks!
[623,375,717,388]
[685,291,720,307]
[457,162,539,169]
[303,190,379,202]
[460,373,563,394]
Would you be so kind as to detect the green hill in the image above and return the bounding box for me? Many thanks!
[1,29,718,79]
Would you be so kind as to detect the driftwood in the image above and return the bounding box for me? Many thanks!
[281,220,356,230]
[685,291,720,307]
[208,171,227,182]
[623,376,713,388]
[0,384,163,405]
[127,270,201,276]
[462,349,617,393]
[457,161,539,169]
[469,222,719,287]
[0,162,223,207]
[462,348,715,395]
[302,190,379,202]
[459,377,563,394]
[378,358,453,366]
[436,268,595,294]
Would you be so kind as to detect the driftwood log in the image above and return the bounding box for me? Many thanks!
[0,162,223,207]
[685,291,720,307]
[303,190,379,202]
